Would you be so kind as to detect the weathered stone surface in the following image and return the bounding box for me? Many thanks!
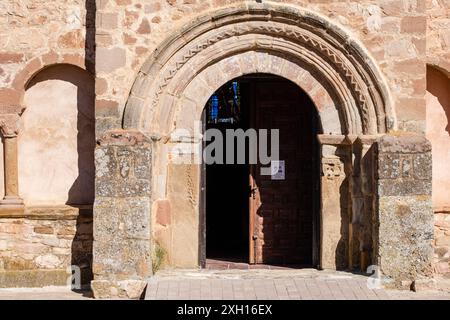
[92,130,153,298]
[320,156,348,270]
[0,206,93,288]
[95,134,152,198]
[94,197,151,240]
[155,199,171,227]
[0,270,69,288]
[91,279,147,299]
[33,226,54,234]
[378,179,432,196]
[35,254,62,268]
[375,134,434,287]
[96,47,126,73]
[166,163,200,268]
[377,134,432,154]
[93,237,151,278]
[0,0,448,295]
[411,278,437,292]
[119,280,147,299]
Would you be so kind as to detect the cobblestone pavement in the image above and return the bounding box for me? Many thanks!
[0,269,449,300]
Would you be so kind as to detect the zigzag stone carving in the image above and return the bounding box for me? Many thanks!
[150,23,372,131]
[124,4,391,135]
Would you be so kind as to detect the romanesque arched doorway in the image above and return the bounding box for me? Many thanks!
[92,3,437,299]
[116,3,393,270]
[203,74,321,267]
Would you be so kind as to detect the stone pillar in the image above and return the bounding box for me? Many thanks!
[0,122,24,207]
[318,135,350,270]
[350,135,378,271]
[91,130,153,299]
[374,134,434,288]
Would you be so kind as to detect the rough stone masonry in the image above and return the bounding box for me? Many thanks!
[0,0,449,299]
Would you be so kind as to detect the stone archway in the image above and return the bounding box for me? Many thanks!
[91,3,433,298]
[122,4,393,135]
[120,2,393,268]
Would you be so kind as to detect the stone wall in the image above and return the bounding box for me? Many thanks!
[0,0,448,294]
[0,0,94,87]
[425,64,450,278]
[375,134,434,288]
[0,0,95,288]
[427,0,450,73]
[0,206,93,287]
[91,130,152,299]
[434,212,450,276]
[427,0,450,275]
[94,0,439,135]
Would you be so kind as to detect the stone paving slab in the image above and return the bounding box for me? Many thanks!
[0,269,449,300]
[0,286,93,300]
[145,269,450,300]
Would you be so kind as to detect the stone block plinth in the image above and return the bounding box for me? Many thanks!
[91,130,153,299]
[375,134,434,288]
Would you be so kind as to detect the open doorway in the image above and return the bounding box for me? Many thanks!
[205,78,251,262]
[203,74,320,267]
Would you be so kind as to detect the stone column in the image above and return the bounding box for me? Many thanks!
[374,134,434,289]
[350,135,378,271]
[0,124,23,207]
[318,135,350,270]
[91,130,153,299]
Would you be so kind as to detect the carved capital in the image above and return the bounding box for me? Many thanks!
[0,114,20,138]
[321,157,344,180]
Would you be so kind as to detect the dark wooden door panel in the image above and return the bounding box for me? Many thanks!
[250,80,316,265]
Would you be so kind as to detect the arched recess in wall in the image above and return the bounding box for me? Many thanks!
[18,64,95,205]
[426,65,450,212]
[122,2,394,136]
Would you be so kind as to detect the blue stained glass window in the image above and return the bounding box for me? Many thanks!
[207,80,241,124]
[210,94,219,123]
[232,81,239,107]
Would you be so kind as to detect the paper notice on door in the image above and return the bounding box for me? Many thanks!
[271,160,285,180]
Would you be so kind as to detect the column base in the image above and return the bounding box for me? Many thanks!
[0,196,24,206]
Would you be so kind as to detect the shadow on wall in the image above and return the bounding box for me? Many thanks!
[85,0,96,75]
[427,66,450,135]
[337,155,349,271]
[25,64,95,285]
[16,0,97,287]
[25,65,95,205]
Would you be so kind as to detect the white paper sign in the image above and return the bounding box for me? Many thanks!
[271,160,285,180]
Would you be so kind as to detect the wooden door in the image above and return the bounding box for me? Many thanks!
[249,79,316,265]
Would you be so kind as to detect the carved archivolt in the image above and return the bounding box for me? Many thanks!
[123,2,393,136]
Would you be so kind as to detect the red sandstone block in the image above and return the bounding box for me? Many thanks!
[401,16,426,34]
[155,199,171,226]
[0,88,21,106]
[0,53,24,64]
